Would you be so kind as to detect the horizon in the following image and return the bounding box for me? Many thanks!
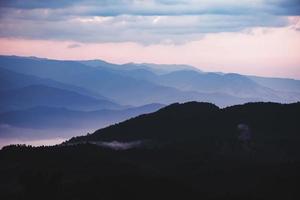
[1,54,300,81]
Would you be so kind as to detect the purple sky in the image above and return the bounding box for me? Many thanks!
[0,0,300,78]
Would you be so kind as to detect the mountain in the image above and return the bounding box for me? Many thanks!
[81,61,282,101]
[249,75,300,93]
[107,68,290,102]
[1,102,299,200]
[0,67,110,100]
[0,55,257,106]
[80,57,300,102]
[68,102,300,144]
[0,56,164,105]
[156,71,285,101]
[79,59,116,68]
[0,85,120,112]
[120,62,203,74]
[80,59,202,74]
[1,55,300,106]
[80,58,300,102]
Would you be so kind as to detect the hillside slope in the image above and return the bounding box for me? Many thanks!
[69,102,300,145]
[1,102,300,200]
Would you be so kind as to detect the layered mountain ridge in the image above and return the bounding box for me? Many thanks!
[1,55,300,144]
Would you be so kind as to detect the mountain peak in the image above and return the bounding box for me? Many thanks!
[158,101,219,114]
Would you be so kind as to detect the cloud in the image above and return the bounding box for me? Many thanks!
[0,0,299,16]
[0,0,299,44]
[67,43,81,48]
[0,0,81,9]
[0,13,291,44]
[92,140,143,150]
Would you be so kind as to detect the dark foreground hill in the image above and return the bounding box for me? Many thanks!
[0,102,300,200]
[69,101,300,146]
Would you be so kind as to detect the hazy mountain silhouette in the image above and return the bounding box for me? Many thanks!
[249,75,300,93]
[0,55,261,106]
[120,62,203,74]
[81,59,202,74]
[0,67,110,100]
[79,57,300,102]
[0,84,120,112]
[80,57,300,102]
[157,71,284,100]
[78,58,300,103]
[1,55,300,145]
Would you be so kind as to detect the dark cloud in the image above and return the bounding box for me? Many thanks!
[0,0,79,9]
[264,0,300,15]
[0,0,299,16]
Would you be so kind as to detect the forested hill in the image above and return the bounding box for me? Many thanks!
[68,101,300,145]
[1,102,300,200]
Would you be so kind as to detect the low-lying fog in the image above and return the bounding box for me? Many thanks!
[0,124,100,149]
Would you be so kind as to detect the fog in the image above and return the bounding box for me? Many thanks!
[0,124,101,149]
[92,140,143,150]
[0,138,66,149]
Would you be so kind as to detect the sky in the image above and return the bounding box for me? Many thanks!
[0,0,300,78]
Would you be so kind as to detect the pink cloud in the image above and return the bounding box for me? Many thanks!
[0,26,300,79]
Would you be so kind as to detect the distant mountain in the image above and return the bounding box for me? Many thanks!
[80,65,297,103]
[0,56,167,105]
[249,75,300,93]
[79,59,116,68]
[249,75,300,102]
[0,67,110,100]
[79,57,300,102]
[157,71,284,101]
[0,85,120,112]
[1,55,299,106]
[0,55,257,106]
[80,59,202,74]
[0,103,164,129]
[106,68,289,102]
[120,62,202,74]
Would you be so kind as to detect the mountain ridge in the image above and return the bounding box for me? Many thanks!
[68,101,300,144]
[0,84,121,113]
[0,55,266,106]
[1,101,299,200]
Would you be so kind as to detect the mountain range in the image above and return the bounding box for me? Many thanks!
[0,55,300,143]
[1,55,300,106]
[0,84,120,113]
